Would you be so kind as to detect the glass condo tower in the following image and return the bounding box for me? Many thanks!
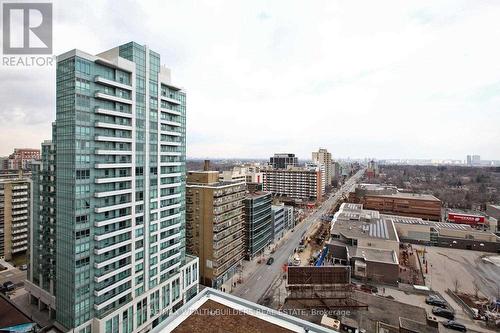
[27,42,198,333]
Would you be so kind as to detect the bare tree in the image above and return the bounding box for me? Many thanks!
[472,281,480,299]
[453,278,461,294]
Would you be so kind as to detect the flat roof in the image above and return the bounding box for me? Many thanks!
[369,192,440,201]
[150,288,337,333]
[281,291,436,333]
[246,191,271,198]
[0,295,33,329]
[331,205,399,242]
[349,246,398,264]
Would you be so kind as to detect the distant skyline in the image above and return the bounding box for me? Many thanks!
[1,0,500,159]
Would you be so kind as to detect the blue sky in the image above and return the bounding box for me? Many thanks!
[1,0,499,160]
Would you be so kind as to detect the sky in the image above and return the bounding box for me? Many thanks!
[1,0,500,160]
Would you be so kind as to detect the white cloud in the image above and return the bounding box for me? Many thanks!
[1,0,499,160]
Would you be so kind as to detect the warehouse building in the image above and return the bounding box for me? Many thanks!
[393,216,500,253]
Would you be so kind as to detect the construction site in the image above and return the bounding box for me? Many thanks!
[274,265,438,332]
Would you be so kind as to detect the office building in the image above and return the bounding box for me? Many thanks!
[271,205,286,241]
[270,153,298,169]
[262,166,324,204]
[26,42,199,333]
[283,205,295,229]
[0,174,30,262]
[186,169,246,289]
[312,148,333,186]
[243,191,272,259]
[349,184,442,221]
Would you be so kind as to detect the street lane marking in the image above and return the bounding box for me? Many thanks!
[257,275,262,281]
[244,288,249,294]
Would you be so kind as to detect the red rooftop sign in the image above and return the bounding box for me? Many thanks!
[447,212,485,225]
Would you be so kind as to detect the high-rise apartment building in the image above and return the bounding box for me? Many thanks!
[0,174,30,262]
[26,42,198,333]
[243,191,272,259]
[270,153,298,169]
[186,170,246,289]
[262,166,324,203]
[312,148,332,186]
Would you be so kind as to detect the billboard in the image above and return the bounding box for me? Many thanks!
[447,212,485,225]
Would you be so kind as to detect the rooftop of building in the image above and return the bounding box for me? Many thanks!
[281,290,437,333]
[331,204,399,242]
[263,167,318,173]
[187,170,245,188]
[272,153,297,157]
[150,288,337,333]
[0,295,34,330]
[245,191,271,199]
[372,192,441,201]
[348,246,398,264]
[355,184,440,201]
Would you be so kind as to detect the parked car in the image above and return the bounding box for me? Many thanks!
[432,307,455,320]
[426,296,447,308]
[266,257,274,265]
[19,264,28,271]
[360,284,379,294]
[443,320,466,331]
[2,281,15,292]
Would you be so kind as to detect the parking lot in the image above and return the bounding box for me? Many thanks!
[379,245,500,333]
[419,246,500,300]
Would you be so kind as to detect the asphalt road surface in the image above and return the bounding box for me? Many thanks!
[232,169,364,303]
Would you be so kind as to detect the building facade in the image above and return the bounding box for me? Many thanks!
[0,174,30,262]
[283,205,295,230]
[243,192,272,259]
[27,42,198,333]
[219,165,263,184]
[271,205,286,242]
[312,148,332,187]
[269,153,298,169]
[349,184,442,221]
[186,171,246,289]
[5,148,40,171]
[262,166,323,203]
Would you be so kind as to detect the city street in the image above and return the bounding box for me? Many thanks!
[232,169,364,303]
